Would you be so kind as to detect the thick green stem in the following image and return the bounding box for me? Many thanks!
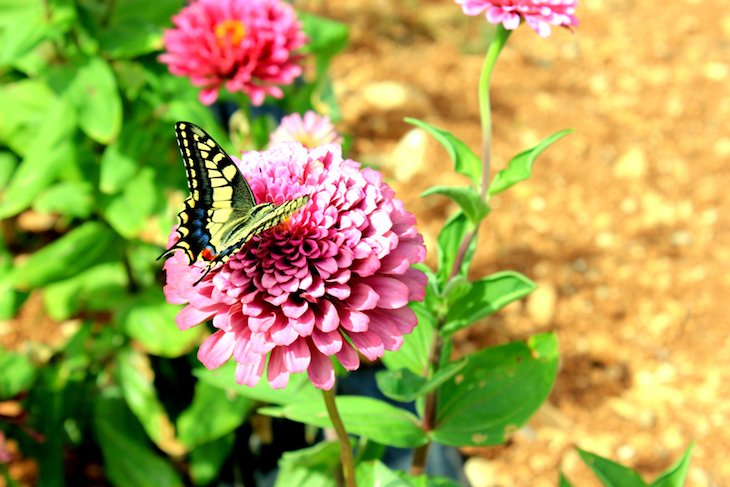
[323,386,357,487]
[478,24,512,199]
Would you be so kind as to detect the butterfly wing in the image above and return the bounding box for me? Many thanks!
[160,122,309,284]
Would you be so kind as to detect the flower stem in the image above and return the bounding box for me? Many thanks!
[478,24,512,199]
[322,386,357,487]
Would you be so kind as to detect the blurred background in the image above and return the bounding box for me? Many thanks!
[1,0,728,486]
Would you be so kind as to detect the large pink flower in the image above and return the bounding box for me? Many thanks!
[159,0,307,106]
[270,111,344,149]
[163,143,427,390]
[456,0,578,37]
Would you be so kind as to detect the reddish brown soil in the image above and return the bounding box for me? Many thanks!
[323,0,730,486]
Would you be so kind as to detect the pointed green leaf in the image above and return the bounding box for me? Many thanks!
[260,396,428,449]
[559,473,576,487]
[94,394,184,487]
[177,381,250,447]
[436,211,477,285]
[396,470,462,487]
[650,443,694,487]
[432,333,558,446]
[68,57,122,144]
[275,441,341,487]
[576,448,648,487]
[381,301,435,375]
[356,460,410,487]
[442,271,537,336]
[0,152,18,189]
[0,8,48,67]
[406,118,481,186]
[103,166,158,238]
[7,221,117,290]
[0,78,57,156]
[0,349,36,399]
[376,358,467,403]
[33,181,94,218]
[489,129,572,195]
[421,186,489,225]
[189,434,235,486]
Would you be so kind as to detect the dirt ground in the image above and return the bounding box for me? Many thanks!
[320,0,730,486]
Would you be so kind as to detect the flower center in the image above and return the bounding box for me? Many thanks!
[214,20,246,47]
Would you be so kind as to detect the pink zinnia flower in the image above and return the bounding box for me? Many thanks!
[269,111,344,149]
[159,0,307,106]
[456,0,578,37]
[163,143,427,390]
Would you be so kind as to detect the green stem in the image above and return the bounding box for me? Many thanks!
[322,386,357,487]
[478,24,512,199]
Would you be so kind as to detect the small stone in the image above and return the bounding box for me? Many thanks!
[671,230,693,246]
[526,282,558,326]
[385,128,428,182]
[464,457,499,487]
[614,147,646,179]
[616,444,637,460]
[362,80,430,113]
[702,62,729,81]
[16,210,58,233]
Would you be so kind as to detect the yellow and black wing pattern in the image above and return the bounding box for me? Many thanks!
[160,122,309,285]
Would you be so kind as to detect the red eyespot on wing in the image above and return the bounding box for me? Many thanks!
[201,247,217,261]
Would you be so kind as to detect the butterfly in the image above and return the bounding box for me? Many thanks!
[159,122,309,285]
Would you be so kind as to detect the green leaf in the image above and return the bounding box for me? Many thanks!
[94,393,185,487]
[300,13,349,61]
[274,440,341,487]
[0,8,49,67]
[488,129,572,195]
[177,381,250,447]
[559,473,576,487]
[33,180,94,218]
[117,348,187,456]
[650,443,694,487]
[576,448,648,487]
[98,20,163,59]
[0,151,18,189]
[432,333,559,447]
[99,121,150,194]
[356,461,410,487]
[441,271,537,336]
[436,211,476,285]
[0,97,77,219]
[103,166,158,238]
[376,358,467,403]
[420,186,490,225]
[119,289,201,358]
[7,221,118,290]
[193,361,320,405]
[381,301,435,375]
[260,396,429,449]
[67,56,122,144]
[406,118,481,186]
[0,79,58,155]
[0,349,36,398]
[396,471,462,487]
[42,261,127,320]
[189,434,235,486]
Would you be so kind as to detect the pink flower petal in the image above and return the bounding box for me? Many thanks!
[306,343,335,390]
[235,357,265,387]
[198,330,235,369]
[267,347,291,389]
[283,338,311,373]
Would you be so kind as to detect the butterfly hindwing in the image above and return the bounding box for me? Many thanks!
[160,122,309,284]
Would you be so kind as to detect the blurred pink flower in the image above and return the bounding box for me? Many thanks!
[159,0,307,106]
[163,143,427,390]
[270,111,344,149]
[456,0,578,37]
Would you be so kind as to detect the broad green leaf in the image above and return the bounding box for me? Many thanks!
[274,441,341,487]
[300,13,348,61]
[432,333,558,447]
[0,77,57,156]
[396,471,462,487]
[0,97,77,219]
[441,271,537,337]
[7,221,118,290]
[489,129,572,195]
[120,289,201,358]
[189,434,235,486]
[576,448,648,487]
[0,9,48,67]
[42,262,127,321]
[94,394,184,487]
[67,57,122,144]
[103,166,158,238]
[381,301,435,375]
[559,473,576,487]
[436,211,476,285]
[177,381,250,447]
[650,443,694,487]
[420,186,489,225]
[99,121,151,194]
[355,461,410,487]
[376,358,467,403]
[406,118,481,186]
[0,152,18,189]
[33,181,94,218]
[98,21,163,59]
[0,349,36,398]
[260,396,428,449]
[117,348,187,456]
[193,361,320,405]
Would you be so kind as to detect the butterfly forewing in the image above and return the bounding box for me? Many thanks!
[160,122,309,285]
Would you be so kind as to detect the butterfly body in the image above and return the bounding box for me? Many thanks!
[160,122,309,285]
